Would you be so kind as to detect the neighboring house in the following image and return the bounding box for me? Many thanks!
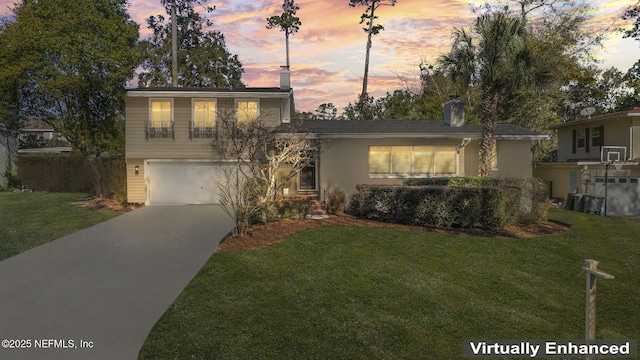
[533,106,640,215]
[125,68,547,205]
[19,119,67,147]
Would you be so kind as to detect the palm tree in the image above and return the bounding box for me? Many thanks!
[439,12,551,176]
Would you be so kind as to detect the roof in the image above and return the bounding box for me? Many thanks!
[126,87,292,99]
[551,106,640,129]
[274,119,548,140]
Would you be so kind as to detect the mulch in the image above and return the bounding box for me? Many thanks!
[216,214,570,252]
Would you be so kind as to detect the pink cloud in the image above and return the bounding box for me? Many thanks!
[1,0,639,112]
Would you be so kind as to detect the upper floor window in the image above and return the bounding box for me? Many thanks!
[192,99,216,138]
[369,145,457,177]
[576,129,586,148]
[591,126,604,147]
[236,99,259,124]
[147,99,173,139]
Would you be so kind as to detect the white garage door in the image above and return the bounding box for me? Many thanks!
[146,161,228,205]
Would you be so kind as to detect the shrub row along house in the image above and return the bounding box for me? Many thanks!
[125,68,548,205]
[534,108,640,215]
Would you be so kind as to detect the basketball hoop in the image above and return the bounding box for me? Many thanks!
[613,161,624,172]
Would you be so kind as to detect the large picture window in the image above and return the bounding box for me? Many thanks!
[369,145,457,177]
[236,99,259,124]
[148,99,173,139]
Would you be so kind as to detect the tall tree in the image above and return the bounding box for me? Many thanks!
[139,0,244,88]
[266,0,302,68]
[0,0,140,196]
[623,1,640,42]
[440,12,552,176]
[349,0,397,103]
[314,103,339,120]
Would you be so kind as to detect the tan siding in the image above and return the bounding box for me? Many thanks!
[126,95,284,160]
[126,159,146,203]
[260,98,281,126]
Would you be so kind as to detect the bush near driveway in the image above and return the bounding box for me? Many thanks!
[0,192,121,260]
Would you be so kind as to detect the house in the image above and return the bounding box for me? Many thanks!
[125,68,294,204]
[18,119,68,148]
[533,106,640,215]
[125,68,548,205]
[273,114,547,201]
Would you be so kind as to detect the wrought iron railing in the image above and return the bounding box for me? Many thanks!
[146,121,174,140]
[190,123,217,139]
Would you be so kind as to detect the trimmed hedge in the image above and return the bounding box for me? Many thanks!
[348,184,516,229]
[404,176,499,187]
[348,177,549,229]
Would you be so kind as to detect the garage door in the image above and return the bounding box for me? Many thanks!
[146,161,227,205]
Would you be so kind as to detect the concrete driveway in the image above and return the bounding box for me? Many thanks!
[0,205,234,360]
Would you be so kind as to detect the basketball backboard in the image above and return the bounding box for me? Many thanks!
[601,146,626,164]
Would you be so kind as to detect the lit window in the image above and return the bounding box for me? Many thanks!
[369,146,391,175]
[150,100,172,127]
[368,146,457,177]
[236,100,259,124]
[193,100,216,127]
[148,99,173,139]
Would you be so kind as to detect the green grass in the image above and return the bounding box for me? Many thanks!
[0,192,121,260]
[139,208,640,360]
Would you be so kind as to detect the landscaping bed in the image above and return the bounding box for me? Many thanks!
[217,214,569,251]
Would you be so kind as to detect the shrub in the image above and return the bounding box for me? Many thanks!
[4,171,22,189]
[498,177,549,224]
[404,177,499,187]
[326,188,346,214]
[347,184,514,229]
[277,200,312,219]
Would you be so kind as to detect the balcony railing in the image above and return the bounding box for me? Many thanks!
[190,123,217,139]
[146,121,174,140]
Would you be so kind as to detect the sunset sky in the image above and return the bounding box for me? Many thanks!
[1,0,639,112]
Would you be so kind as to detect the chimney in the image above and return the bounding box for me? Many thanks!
[280,65,290,90]
[444,95,464,127]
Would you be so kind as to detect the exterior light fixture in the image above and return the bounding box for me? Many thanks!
[134,166,139,175]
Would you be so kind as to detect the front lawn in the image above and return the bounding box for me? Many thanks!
[139,208,640,359]
[0,192,122,260]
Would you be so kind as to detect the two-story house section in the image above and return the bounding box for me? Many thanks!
[125,68,294,205]
[534,106,640,215]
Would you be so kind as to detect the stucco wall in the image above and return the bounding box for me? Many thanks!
[320,138,536,201]
[320,137,467,200]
